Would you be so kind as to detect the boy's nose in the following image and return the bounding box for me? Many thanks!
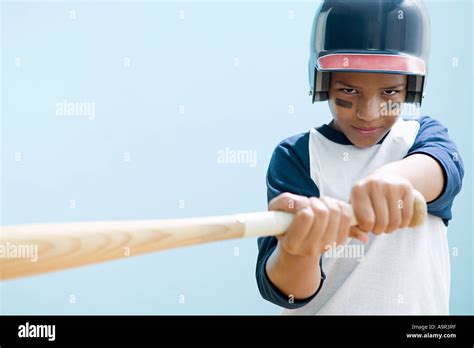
[356,97,381,122]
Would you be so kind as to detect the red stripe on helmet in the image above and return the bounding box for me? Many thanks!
[317,54,426,75]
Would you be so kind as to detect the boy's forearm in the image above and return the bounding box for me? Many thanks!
[265,245,322,300]
[371,153,444,203]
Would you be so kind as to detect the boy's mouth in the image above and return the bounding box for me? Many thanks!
[351,125,383,137]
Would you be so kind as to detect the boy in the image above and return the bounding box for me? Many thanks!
[256,0,464,314]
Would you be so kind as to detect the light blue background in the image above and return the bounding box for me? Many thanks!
[1,0,472,314]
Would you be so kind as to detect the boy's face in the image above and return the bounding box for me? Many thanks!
[328,72,408,148]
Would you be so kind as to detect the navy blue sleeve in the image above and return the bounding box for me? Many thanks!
[256,132,326,309]
[266,133,322,202]
[405,116,464,226]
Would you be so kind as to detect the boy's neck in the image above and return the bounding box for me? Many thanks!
[328,119,341,132]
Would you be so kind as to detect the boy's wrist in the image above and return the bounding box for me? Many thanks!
[275,243,321,269]
[266,243,322,301]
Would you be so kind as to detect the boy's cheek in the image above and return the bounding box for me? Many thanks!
[379,100,404,117]
[329,103,354,124]
[335,98,354,109]
[333,110,357,131]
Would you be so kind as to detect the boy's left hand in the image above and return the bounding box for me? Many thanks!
[350,173,415,236]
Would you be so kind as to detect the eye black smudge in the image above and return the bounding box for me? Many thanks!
[335,98,353,109]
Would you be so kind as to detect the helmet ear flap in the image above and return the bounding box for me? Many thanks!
[312,70,331,103]
[406,75,425,105]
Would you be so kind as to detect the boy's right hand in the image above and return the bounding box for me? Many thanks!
[268,193,368,257]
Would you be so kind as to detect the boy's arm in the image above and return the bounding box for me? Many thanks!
[376,116,463,205]
[256,133,326,309]
[257,224,326,309]
[403,116,464,223]
[370,153,444,204]
[353,116,464,232]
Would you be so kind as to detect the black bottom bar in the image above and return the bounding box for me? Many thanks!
[0,315,473,346]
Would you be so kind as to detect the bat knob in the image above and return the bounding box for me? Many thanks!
[409,189,428,227]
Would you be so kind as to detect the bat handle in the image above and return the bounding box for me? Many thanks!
[240,189,427,238]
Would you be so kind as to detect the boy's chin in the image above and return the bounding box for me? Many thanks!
[345,127,390,148]
[350,135,383,149]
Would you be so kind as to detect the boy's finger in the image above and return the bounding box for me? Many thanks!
[349,226,369,244]
[351,187,375,233]
[318,196,341,248]
[400,189,414,228]
[306,197,330,247]
[369,191,389,234]
[336,201,352,245]
[268,192,310,213]
[283,206,315,249]
[386,194,403,233]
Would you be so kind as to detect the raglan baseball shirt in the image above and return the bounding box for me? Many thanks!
[256,115,464,315]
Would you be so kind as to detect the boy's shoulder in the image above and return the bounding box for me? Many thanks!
[402,115,450,147]
[272,131,314,165]
[410,115,447,131]
[269,132,312,173]
[276,131,310,150]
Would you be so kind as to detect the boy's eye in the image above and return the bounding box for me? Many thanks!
[383,90,399,96]
[340,88,357,95]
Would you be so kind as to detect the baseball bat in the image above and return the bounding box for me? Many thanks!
[0,190,427,281]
